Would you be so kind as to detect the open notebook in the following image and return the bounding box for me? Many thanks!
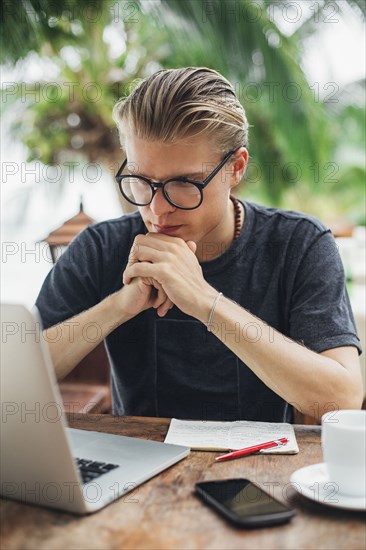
[164,419,299,453]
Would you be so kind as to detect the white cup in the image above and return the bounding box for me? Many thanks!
[321,410,366,497]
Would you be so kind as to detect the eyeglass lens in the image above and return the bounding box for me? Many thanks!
[121,177,201,208]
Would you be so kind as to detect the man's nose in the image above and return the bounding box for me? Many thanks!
[149,188,176,216]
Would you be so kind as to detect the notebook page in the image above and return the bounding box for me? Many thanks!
[164,419,299,453]
[165,420,232,450]
[228,421,298,454]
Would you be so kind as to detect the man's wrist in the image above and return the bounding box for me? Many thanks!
[193,286,222,326]
[103,291,134,328]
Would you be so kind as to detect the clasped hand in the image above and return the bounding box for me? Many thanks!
[122,233,210,318]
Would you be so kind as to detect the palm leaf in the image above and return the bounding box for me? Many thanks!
[144,0,332,203]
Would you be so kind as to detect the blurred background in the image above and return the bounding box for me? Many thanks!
[1,0,365,306]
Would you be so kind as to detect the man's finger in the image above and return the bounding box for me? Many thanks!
[124,262,161,283]
[151,280,174,315]
[156,297,174,317]
[152,281,167,308]
[186,240,197,254]
[137,232,197,254]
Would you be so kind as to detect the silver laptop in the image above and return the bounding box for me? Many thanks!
[0,304,190,514]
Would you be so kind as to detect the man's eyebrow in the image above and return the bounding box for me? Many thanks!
[128,170,204,180]
[173,172,203,180]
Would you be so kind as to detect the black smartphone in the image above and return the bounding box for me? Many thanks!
[195,478,295,528]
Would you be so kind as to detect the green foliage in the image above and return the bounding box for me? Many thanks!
[1,2,174,168]
[155,0,331,204]
[1,0,365,221]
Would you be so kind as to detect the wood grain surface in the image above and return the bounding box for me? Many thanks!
[1,414,365,550]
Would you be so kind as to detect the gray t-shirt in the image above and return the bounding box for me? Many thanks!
[35,201,361,422]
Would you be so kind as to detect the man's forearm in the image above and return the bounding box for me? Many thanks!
[43,292,132,380]
[196,293,363,421]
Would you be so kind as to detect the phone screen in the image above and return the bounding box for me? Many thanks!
[195,479,295,527]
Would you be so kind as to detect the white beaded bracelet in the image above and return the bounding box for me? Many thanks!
[207,292,223,332]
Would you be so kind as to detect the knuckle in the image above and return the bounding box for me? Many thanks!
[132,235,144,250]
[161,264,171,278]
[164,251,175,263]
[129,244,139,259]
[173,239,185,252]
[134,234,144,244]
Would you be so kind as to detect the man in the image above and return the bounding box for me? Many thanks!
[36,67,363,423]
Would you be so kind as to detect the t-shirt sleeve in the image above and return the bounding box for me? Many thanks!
[288,227,362,355]
[35,227,103,330]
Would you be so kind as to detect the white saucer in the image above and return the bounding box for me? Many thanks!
[290,463,366,511]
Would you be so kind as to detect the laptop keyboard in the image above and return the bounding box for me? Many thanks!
[75,458,120,484]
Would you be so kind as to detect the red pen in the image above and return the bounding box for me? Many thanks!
[215,437,289,461]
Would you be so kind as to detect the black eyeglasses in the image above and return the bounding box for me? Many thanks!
[115,149,236,210]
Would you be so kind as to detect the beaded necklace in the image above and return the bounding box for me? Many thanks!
[230,196,243,240]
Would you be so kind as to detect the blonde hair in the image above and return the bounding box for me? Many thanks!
[113,67,249,154]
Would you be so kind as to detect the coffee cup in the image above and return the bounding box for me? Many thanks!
[321,409,366,498]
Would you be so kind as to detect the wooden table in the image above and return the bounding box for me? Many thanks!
[1,415,365,550]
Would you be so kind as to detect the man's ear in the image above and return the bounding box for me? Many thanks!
[230,147,248,189]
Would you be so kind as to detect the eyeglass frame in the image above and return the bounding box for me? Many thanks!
[115,148,237,210]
